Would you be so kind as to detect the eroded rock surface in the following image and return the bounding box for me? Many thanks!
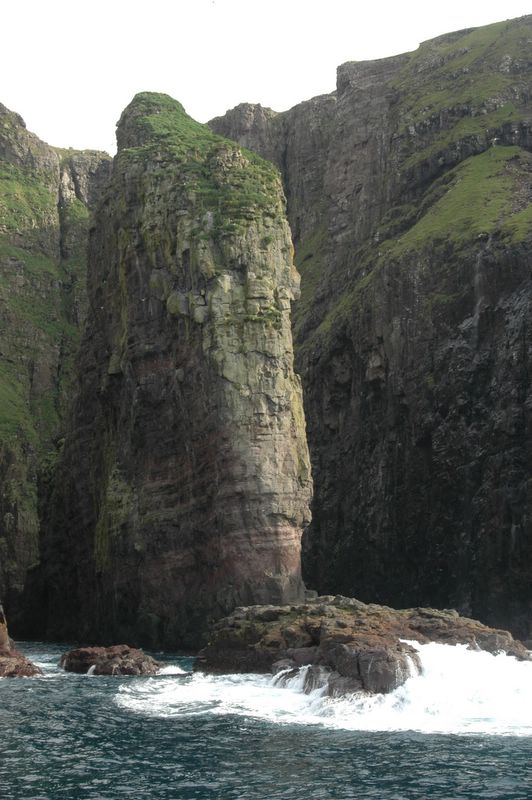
[60,645,160,676]
[195,596,530,696]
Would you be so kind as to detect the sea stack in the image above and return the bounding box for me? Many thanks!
[37,93,312,648]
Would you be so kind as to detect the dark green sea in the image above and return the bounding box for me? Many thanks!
[1,642,531,799]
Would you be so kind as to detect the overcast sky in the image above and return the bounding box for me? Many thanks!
[3,0,531,154]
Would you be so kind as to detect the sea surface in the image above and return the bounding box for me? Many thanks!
[1,641,532,799]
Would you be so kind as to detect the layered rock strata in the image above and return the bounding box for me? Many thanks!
[195,596,530,696]
[210,16,532,637]
[37,93,311,648]
[0,103,110,619]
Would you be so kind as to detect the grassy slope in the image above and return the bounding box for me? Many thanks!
[397,18,531,158]
[304,16,532,349]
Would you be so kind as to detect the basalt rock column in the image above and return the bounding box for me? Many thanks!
[41,93,312,648]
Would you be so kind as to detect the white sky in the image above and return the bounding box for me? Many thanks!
[2,0,531,154]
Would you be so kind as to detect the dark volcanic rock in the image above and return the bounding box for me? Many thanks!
[60,645,161,676]
[195,596,530,696]
[210,16,532,639]
[0,604,41,677]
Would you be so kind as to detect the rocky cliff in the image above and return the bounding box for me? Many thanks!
[210,16,532,637]
[35,93,311,648]
[0,103,110,618]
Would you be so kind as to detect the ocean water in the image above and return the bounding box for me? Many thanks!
[1,641,532,799]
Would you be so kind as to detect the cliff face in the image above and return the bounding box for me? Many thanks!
[37,93,311,648]
[0,103,110,616]
[210,16,532,637]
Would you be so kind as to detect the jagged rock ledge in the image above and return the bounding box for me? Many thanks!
[60,645,161,676]
[195,596,531,696]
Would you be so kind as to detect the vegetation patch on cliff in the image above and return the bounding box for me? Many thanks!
[396,18,532,128]
[302,144,532,357]
[393,145,532,251]
[116,93,283,235]
[0,163,57,238]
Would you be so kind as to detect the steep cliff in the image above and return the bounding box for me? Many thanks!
[36,93,311,648]
[0,103,110,616]
[210,16,532,637]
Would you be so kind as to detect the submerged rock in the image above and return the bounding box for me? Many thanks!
[60,645,161,676]
[0,604,42,677]
[195,596,531,696]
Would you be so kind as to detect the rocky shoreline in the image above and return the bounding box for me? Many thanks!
[3,596,531,695]
[0,602,162,677]
[195,596,531,696]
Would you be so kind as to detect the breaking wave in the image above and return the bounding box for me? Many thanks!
[116,641,532,736]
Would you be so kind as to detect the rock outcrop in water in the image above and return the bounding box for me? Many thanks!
[0,103,111,623]
[195,596,531,696]
[210,16,532,639]
[0,603,41,676]
[34,93,311,648]
[60,644,161,675]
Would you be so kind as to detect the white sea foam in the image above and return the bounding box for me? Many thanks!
[157,664,188,675]
[115,642,532,736]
